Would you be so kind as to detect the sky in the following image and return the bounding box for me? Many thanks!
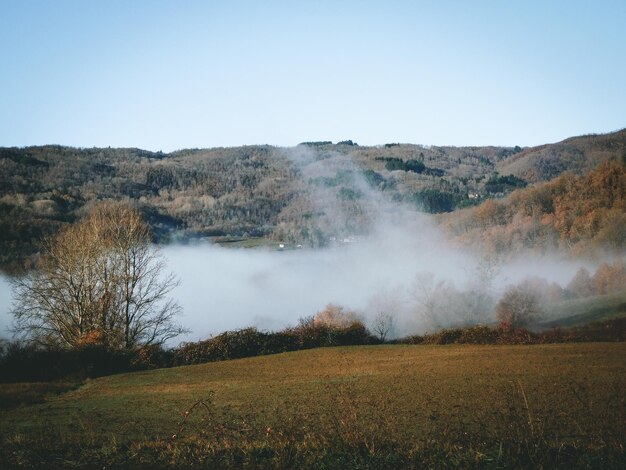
[1,0,625,151]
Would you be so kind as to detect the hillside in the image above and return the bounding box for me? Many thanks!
[1,130,625,272]
[1,343,624,468]
[497,128,626,182]
[441,160,626,257]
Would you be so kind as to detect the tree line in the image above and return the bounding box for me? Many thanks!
[0,142,538,272]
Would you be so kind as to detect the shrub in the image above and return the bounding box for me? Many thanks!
[334,322,377,345]
[130,344,173,370]
[0,342,135,382]
[496,327,537,345]
[456,325,500,344]
[422,328,464,345]
[496,284,542,329]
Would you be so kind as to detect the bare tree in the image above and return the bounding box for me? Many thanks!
[12,201,185,349]
[410,271,458,330]
[372,311,395,342]
[495,283,542,329]
[462,256,500,324]
[366,287,401,341]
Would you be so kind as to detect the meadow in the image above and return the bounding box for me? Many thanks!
[1,342,624,468]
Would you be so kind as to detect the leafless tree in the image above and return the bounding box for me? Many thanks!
[366,287,401,341]
[462,256,500,324]
[372,311,395,342]
[12,201,185,349]
[495,284,542,329]
[410,271,458,330]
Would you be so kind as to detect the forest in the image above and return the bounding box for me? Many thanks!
[1,129,625,273]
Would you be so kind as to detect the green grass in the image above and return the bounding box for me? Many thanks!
[540,292,626,328]
[210,236,277,248]
[0,381,79,411]
[1,343,625,468]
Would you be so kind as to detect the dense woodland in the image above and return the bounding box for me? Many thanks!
[441,160,626,257]
[1,129,625,273]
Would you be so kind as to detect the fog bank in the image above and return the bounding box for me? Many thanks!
[0,144,603,346]
[0,276,12,340]
[0,236,603,347]
[165,231,595,345]
[166,220,472,343]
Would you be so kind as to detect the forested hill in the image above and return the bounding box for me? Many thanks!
[1,129,624,272]
[440,160,626,257]
[497,128,626,182]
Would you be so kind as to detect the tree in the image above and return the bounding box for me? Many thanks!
[12,201,185,349]
[313,303,360,328]
[372,311,395,342]
[462,256,500,324]
[366,287,401,342]
[495,284,542,329]
[411,271,458,330]
[565,267,595,298]
[593,260,626,295]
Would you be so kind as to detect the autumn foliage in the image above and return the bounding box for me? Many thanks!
[445,161,626,257]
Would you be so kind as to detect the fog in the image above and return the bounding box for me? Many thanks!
[0,227,601,347]
[0,276,12,340]
[162,146,603,343]
[164,232,598,345]
[166,219,473,343]
[0,147,604,346]
[163,147,477,342]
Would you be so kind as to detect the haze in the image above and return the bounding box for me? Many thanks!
[0,145,604,345]
[0,214,595,346]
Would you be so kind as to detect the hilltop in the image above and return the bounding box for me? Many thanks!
[1,129,625,272]
[497,128,626,182]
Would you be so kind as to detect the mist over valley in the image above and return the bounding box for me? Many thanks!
[2,134,624,344]
[2,3,625,467]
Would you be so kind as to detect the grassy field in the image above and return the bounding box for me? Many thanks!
[539,292,626,328]
[1,343,625,468]
[209,236,277,249]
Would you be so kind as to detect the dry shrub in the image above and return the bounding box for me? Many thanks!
[496,284,543,330]
[313,303,362,328]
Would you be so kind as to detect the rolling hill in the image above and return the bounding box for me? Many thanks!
[497,128,626,182]
[1,129,625,272]
[441,159,626,257]
[1,343,624,468]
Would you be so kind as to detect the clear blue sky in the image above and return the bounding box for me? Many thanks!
[1,0,625,151]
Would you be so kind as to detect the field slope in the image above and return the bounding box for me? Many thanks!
[1,343,625,468]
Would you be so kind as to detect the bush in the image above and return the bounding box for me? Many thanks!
[496,284,542,329]
[496,326,537,345]
[422,328,464,345]
[0,342,135,382]
[457,325,500,344]
[174,328,295,365]
[3,318,623,383]
[173,321,379,366]
[395,318,625,346]
[130,344,173,370]
[334,322,377,345]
